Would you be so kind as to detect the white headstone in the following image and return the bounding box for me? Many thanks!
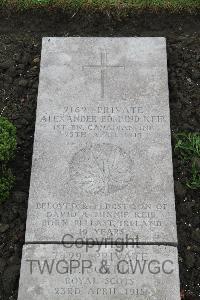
[25,37,177,244]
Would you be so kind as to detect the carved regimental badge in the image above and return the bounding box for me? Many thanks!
[69,143,133,195]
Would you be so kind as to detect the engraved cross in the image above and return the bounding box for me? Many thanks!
[82,51,125,98]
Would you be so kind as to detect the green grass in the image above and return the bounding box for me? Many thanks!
[175,132,200,161]
[0,117,17,203]
[175,132,200,190]
[0,0,199,11]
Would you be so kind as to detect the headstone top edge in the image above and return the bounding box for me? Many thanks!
[42,36,166,41]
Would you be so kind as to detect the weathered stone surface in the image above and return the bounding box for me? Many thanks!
[25,37,177,243]
[18,244,180,300]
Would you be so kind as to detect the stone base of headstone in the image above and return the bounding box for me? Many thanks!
[18,244,180,300]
